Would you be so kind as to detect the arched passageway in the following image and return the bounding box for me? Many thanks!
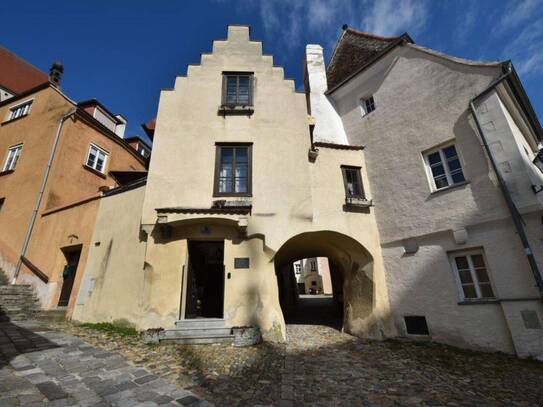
[274,231,374,333]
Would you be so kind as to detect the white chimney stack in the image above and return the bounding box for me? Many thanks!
[305,45,348,145]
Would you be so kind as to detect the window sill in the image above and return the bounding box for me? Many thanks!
[458,299,499,305]
[82,164,107,179]
[213,193,252,198]
[1,115,28,126]
[430,180,470,195]
[218,105,254,116]
[0,169,14,177]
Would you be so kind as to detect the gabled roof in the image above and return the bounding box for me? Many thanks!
[326,26,413,91]
[0,46,49,94]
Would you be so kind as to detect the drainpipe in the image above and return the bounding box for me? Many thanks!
[11,108,77,284]
[469,64,543,297]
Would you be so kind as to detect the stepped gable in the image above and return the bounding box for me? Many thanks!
[326,26,411,90]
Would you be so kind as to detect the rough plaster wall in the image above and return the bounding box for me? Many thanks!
[331,46,507,244]
[305,45,348,144]
[72,186,148,328]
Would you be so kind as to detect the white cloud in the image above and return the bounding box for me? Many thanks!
[453,1,477,45]
[246,0,428,53]
[500,0,542,30]
[359,0,428,36]
[502,21,543,76]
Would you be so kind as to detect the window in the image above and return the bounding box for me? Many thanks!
[8,100,33,121]
[311,281,317,286]
[310,261,316,272]
[404,316,429,335]
[424,144,465,191]
[450,250,495,300]
[222,73,253,106]
[3,144,22,172]
[341,166,365,198]
[294,264,302,274]
[360,95,375,116]
[214,144,252,196]
[0,198,4,213]
[85,144,108,173]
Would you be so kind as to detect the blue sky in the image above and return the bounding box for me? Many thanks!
[1,0,542,142]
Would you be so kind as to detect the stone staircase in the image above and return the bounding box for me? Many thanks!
[162,318,234,344]
[0,272,41,321]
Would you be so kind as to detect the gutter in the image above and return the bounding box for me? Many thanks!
[469,62,543,298]
[12,108,77,284]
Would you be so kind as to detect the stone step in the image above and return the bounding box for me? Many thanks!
[164,327,233,337]
[174,318,226,329]
[36,308,67,322]
[161,330,234,344]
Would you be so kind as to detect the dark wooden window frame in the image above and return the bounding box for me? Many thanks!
[341,165,365,199]
[213,143,253,197]
[221,72,254,107]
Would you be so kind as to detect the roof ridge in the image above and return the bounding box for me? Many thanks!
[344,26,402,41]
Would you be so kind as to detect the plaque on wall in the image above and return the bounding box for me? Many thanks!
[234,257,250,269]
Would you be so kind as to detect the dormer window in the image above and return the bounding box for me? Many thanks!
[222,73,253,107]
[8,100,33,121]
[360,95,375,116]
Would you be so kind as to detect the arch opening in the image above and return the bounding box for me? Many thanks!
[274,231,375,333]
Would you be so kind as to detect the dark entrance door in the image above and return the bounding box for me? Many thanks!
[185,241,225,319]
[58,247,81,306]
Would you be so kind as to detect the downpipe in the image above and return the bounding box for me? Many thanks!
[469,86,543,298]
[11,108,77,284]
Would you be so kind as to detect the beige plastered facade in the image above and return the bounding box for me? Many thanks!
[73,26,390,342]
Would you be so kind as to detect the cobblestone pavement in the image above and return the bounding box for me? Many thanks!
[0,321,209,406]
[45,315,543,406]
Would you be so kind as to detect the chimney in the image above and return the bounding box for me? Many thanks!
[305,45,348,145]
[49,62,64,87]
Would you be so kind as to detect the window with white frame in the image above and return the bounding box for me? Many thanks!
[424,143,465,191]
[360,95,376,116]
[85,144,108,173]
[3,144,22,172]
[450,250,495,300]
[8,100,33,121]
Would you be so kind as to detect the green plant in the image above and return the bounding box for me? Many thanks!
[79,322,138,337]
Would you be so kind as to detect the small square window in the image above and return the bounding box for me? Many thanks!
[360,95,375,116]
[3,144,23,172]
[7,100,33,121]
[86,144,109,173]
[404,316,429,335]
[450,250,495,301]
[222,73,254,107]
[424,143,466,191]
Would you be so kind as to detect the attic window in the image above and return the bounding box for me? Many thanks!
[360,95,375,116]
[8,100,33,121]
[222,73,253,107]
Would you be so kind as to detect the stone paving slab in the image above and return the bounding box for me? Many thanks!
[0,321,212,406]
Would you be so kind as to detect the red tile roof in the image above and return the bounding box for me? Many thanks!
[0,46,49,94]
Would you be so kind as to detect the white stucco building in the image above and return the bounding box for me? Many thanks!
[306,26,543,358]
